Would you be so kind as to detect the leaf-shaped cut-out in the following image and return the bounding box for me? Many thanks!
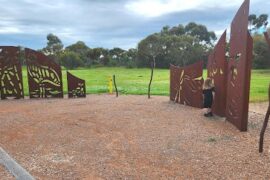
[220,68,223,75]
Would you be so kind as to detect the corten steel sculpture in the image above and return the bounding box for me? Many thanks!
[207,31,227,117]
[25,48,63,98]
[259,84,270,153]
[264,32,270,49]
[0,46,24,100]
[170,61,203,108]
[67,71,86,98]
[259,32,270,152]
[226,0,253,131]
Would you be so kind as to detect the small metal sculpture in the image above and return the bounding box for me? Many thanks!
[207,31,227,117]
[0,46,24,100]
[170,61,203,108]
[67,71,86,98]
[25,48,63,98]
[226,0,253,131]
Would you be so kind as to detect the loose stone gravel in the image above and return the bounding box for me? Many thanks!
[0,95,269,179]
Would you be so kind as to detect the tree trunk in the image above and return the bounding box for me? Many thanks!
[113,75,118,97]
[259,84,270,153]
[148,56,155,99]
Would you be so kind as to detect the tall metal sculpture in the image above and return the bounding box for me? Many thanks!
[207,31,227,117]
[264,32,270,48]
[25,48,63,98]
[259,32,270,152]
[259,84,270,153]
[170,61,203,108]
[226,0,253,131]
[67,71,86,98]
[0,46,24,100]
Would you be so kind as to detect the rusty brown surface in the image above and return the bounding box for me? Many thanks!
[207,31,227,117]
[170,61,203,108]
[225,0,252,131]
[264,32,270,49]
[25,48,63,99]
[67,71,86,98]
[0,46,24,100]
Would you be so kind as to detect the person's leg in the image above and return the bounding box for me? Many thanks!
[204,108,213,117]
[208,108,213,116]
[204,108,210,116]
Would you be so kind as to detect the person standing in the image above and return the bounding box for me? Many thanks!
[203,78,215,117]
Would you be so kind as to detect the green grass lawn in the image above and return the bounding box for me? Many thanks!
[21,67,269,102]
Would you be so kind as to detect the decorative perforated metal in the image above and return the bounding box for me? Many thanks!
[25,48,63,99]
[226,0,253,131]
[207,31,227,117]
[0,46,24,100]
[67,71,86,98]
[170,61,203,108]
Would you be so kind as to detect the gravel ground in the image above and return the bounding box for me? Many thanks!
[0,165,14,180]
[0,95,269,179]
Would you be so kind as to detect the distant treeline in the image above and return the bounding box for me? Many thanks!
[36,14,270,69]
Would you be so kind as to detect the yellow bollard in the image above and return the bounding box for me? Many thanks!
[108,76,113,94]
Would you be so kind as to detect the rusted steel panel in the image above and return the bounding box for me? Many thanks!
[170,61,203,108]
[226,0,252,131]
[170,64,181,102]
[25,48,63,98]
[264,32,270,49]
[0,46,24,100]
[207,31,227,117]
[67,71,86,98]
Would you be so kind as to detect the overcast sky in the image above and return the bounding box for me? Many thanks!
[0,0,269,50]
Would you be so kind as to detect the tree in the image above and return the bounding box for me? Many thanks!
[66,41,89,54]
[41,33,64,64]
[161,25,170,35]
[137,22,212,69]
[137,34,168,98]
[87,48,110,66]
[59,51,83,69]
[137,33,166,67]
[248,14,257,31]
[42,33,63,56]
[168,25,185,36]
[126,48,137,60]
[253,34,270,69]
[66,41,89,66]
[108,48,126,66]
[185,22,217,45]
[109,47,125,58]
[248,14,268,33]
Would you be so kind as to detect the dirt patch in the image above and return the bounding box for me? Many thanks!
[0,95,269,179]
[0,164,14,179]
[249,102,268,115]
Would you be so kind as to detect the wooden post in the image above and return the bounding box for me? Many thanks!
[259,84,270,153]
[148,56,155,99]
[113,75,118,97]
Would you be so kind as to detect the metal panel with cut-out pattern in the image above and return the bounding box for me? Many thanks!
[67,71,86,98]
[25,48,63,99]
[225,0,252,131]
[207,31,227,117]
[0,46,24,100]
[170,61,203,108]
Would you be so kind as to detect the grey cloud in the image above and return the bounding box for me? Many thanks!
[0,0,268,50]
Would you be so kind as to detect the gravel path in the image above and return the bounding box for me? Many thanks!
[0,95,269,179]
